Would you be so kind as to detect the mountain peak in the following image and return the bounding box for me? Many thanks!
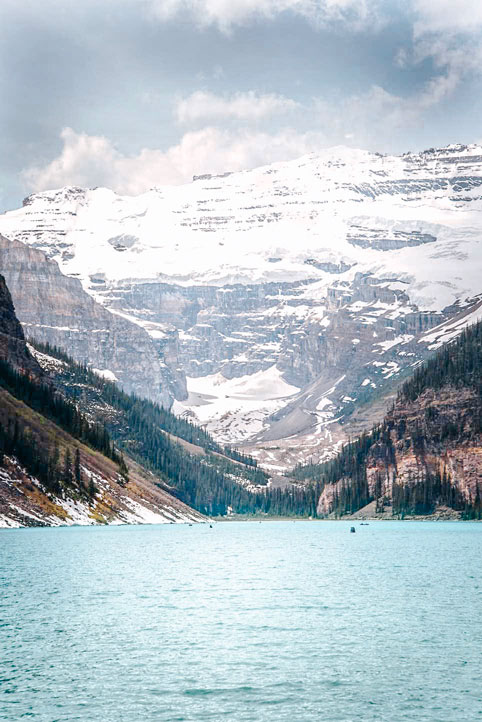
[1,142,481,469]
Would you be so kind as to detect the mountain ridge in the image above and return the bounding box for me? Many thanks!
[0,274,204,527]
[1,142,481,468]
[293,319,482,519]
[0,234,186,407]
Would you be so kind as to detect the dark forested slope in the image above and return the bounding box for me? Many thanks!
[31,341,321,517]
[0,275,203,526]
[293,321,482,518]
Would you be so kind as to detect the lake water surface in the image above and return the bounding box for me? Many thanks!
[1,520,481,721]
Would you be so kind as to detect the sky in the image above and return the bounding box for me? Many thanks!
[1,0,482,211]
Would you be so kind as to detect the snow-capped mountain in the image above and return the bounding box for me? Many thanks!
[1,143,481,469]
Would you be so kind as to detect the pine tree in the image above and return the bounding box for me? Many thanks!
[88,473,97,502]
[63,448,73,486]
[118,454,129,486]
[74,448,82,485]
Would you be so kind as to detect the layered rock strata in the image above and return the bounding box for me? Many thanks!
[0,235,186,405]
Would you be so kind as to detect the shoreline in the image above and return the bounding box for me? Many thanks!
[2,515,480,530]
[214,514,480,522]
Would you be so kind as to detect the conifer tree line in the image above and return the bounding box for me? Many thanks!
[390,468,476,517]
[34,341,260,467]
[0,358,119,462]
[0,415,97,500]
[0,355,126,498]
[292,320,482,518]
[22,320,482,518]
[30,341,322,517]
[400,319,482,402]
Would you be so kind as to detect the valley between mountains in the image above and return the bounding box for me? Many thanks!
[0,143,481,525]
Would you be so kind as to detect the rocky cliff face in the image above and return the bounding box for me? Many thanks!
[0,272,43,379]
[0,235,186,406]
[0,272,202,528]
[1,144,481,467]
[316,321,482,518]
[318,386,482,518]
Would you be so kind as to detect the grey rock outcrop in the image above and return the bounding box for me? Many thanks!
[0,235,186,405]
[99,279,313,379]
[0,273,43,379]
[1,143,481,468]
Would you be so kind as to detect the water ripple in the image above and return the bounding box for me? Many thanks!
[1,521,481,721]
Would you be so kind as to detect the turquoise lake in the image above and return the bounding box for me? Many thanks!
[1,521,481,721]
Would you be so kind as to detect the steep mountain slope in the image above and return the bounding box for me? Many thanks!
[0,275,43,380]
[0,275,203,527]
[2,144,482,467]
[28,341,314,517]
[0,234,186,406]
[0,390,203,528]
[294,320,482,519]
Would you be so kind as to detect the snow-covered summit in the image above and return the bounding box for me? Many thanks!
[2,143,481,310]
[1,143,482,468]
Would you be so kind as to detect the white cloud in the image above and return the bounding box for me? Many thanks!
[311,69,465,149]
[22,55,469,199]
[148,0,379,32]
[412,0,482,36]
[23,126,328,195]
[23,129,122,191]
[390,0,482,126]
[147,0,482,127]
[313,90,399,148]
[175,91,299,124]
[147,0,482,35]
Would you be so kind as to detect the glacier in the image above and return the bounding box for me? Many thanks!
[1,143,481,469]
